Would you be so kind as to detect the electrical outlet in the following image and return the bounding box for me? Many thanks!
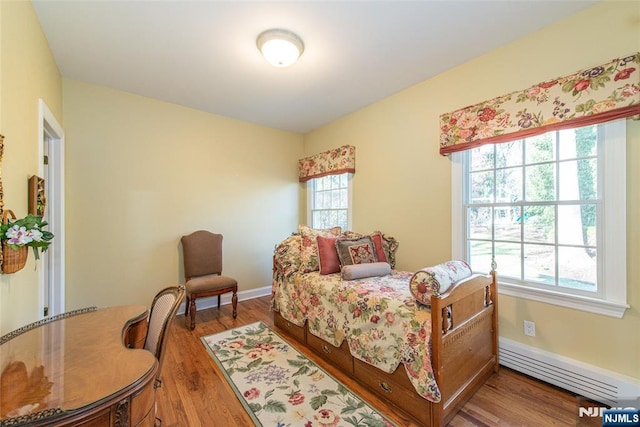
[524,320,536,337]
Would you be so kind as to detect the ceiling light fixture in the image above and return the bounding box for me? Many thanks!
[256,29,304,68]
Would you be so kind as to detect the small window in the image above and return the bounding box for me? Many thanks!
[307,173,352,230]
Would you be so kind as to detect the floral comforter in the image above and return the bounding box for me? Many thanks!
[273,270,441,403]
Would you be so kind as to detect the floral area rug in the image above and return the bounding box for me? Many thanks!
[202,321,395,427]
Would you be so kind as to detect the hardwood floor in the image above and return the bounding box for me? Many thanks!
[155,296,601,426]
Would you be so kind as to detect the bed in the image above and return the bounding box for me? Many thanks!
[271,227,499,426]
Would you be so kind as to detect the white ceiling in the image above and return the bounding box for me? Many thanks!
[32,1,597,134]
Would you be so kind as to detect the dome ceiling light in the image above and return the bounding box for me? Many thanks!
[256,29,304,68]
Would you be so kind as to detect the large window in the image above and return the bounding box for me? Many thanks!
[452,120,627,317]
[307,173,352,230]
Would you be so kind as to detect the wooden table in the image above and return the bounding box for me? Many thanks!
[0,305,158,427]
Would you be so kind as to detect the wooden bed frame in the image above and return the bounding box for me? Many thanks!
[273,271,499,426]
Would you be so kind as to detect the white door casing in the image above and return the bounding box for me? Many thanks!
[38,99,65,317]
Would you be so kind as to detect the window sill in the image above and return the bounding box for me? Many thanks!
[499,281,629,318]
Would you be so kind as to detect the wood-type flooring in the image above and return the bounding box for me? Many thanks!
[155,296,601,426]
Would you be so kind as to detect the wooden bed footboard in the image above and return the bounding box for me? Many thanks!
[430,270,499,425]
[273,270,499,426]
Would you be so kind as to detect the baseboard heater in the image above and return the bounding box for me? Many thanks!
[499,337,640,407]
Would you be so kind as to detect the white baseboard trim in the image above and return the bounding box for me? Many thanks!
[178,285,272,314]
[499,337,640,407]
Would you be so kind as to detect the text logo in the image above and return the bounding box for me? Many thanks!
[602,408,640,426]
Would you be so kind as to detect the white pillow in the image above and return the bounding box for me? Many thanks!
[410,260,472,306]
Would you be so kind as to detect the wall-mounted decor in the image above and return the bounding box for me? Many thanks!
[1,210,28,274]
[28,175,46,216]
[0,208,54,274]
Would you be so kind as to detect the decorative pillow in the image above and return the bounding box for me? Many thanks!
[410,260,472,306]
[298,225,342,273]
[370,232,388,263]
[317,236,340,275]
[335,236,378,266]
[375,231,399,269]
[342,262,391,280]
[273,234,302,278]
[340,230,364,240]
[342,230,397,268]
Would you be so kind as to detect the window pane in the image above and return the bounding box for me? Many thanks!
[558,160,580,201]
[469,207,492,240]
[575,125,597,157]
[496,140,522,168]
[470,171,494,203]
[337,210,348,229]
[525,163,555,201]
[314,191,324,209]
[558,246,596,292]
[495,242,521,280]
[328,210,338,226]
[558,159,597,201]
[557,204,592,246]
[524,244,555,285]
[494,207,520,242]
[523,206,554,243]
[525,133,555,163]
[313,211,326,229]
[330,189,339,208]
[470,144,494,171]
[469,240,492,273]
[496,167,522,202]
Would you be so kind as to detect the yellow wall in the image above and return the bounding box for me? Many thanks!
[0,1,62,333]
[62,80,302,310]
[304,0,640,378]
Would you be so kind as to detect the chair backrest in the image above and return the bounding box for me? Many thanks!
[144,285,185,374]
[181,230,224,278]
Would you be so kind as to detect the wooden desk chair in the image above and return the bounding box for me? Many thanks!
[180,231,238,330]
[145,285,185,427]
[144,285,185,389]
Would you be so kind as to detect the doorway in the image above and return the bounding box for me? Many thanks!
[38,99,65,317]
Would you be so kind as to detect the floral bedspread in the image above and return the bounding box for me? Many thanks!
[273,271,441,403]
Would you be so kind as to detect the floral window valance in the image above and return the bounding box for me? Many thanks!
[298,145,355,183]
[439,53,640,155]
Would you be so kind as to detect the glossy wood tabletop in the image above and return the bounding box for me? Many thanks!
[0,305,157,423]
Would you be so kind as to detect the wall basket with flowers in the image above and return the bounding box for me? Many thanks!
[0,209,54,274]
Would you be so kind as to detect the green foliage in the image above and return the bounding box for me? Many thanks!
[341,396,365,414]
[248,402,262,413]
[310,394,328,410]
[263,400,286,413]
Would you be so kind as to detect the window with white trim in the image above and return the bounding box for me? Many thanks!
[307,173,352,230]
[452,120,627,318]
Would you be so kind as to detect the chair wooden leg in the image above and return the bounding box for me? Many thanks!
[189,298,197,330]
[232,291,238,319]
[217,296,221,309]
[184,295,190,317]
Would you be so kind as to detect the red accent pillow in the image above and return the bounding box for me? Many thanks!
[370,233,388,263]
[317,236,340,275]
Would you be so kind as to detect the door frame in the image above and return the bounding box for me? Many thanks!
[38,99,65,317]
